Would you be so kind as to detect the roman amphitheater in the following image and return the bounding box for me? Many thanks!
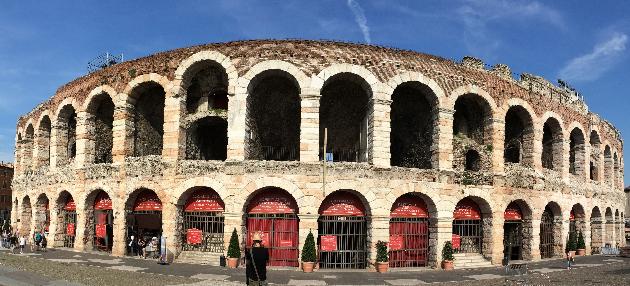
[11,40,626,269]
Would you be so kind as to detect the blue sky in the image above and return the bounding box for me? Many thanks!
[0,0,628,185]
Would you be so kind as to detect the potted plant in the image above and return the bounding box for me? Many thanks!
[375,240,389,273]
[565,231,577,257]
[301,230,317,272]
[226,228,240,268]
[442,241,455,270]
[576,231,586,256]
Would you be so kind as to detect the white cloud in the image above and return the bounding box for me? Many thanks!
[346,0,371,44]
[559,33,628,82]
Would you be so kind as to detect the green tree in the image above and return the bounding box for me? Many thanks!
[376,240,388,262]
[577,230,586,249]
[301,230,317,262]
[227,228,241,258]
[566,231,577,252]
[442,241,455,261]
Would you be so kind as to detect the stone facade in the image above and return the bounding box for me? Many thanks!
[11,40,625,269]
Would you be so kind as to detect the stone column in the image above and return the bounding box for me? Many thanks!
[111,103,128,164]
[436,108,454,171]
[490,119,505,174]
[47,201,59,249]
[490,213,504,264]
[226,93,245,161]
[162,202,179,261]
[75,111,90,168]
[111,205,127,257]
[532,126,543,174]
[222,212,243,256]
[162,92,184,161]
[530,217,542,261]
[370,98,391,168]
[299,94,320,162]
[368,215,389,268]
[435,217,453,268]
[297,213,318,267]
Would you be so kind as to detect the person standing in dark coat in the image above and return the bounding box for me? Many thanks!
[245,232,269,285]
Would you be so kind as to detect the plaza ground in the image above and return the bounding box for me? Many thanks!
[0,247,629,285]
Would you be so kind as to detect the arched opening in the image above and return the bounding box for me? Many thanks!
[246,70,301,161]
[85,190,114,252]
[185,117,228,160]
[183,61,229,160]
[464,149,481,171]
[20,196,32,236]
[178,187,225,254]
[452,94,493,172]
[615,209,621,246]
[604,146,612,184]
[23,125,34,170]
[34,194,50,234]
[35,116,51,168]
[541,118,563,171]
[87,93,115,164]
[590,207,603,254]
[589,131,601,181]
[126,189,163,256]
[56,105,77,165]
[318,190,368,269]
[604,208,613,247]
[319,73,371,163]
[540,202,562,258]
[245,187,299,267]
[569,128,586,176]
[504,106,534,165]
[55,191,76,248]
[389,193,432,267]
[613,153,619,187]
[390,82,437,169]
[452,197,491,255]
[503,201,533,261]
[129,82,165,157]
[570,204,586,238]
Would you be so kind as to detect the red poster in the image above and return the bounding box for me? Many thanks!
[321,235,337,251]
[389,235,404,250]
[186,228,202,244]
[319,191,365,216]
[185,189,224,212]
[279,240,293,248]
[452,234,461,249]
[247,191,298,214]
[66,223,75,235]
[390,195,429,218]
[95,224,107,238]
[453,198,481,220]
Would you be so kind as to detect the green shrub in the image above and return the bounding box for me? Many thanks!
[227,228,241,258]
[577,230,586,249]
[566,231,577,252]
[376,240,388,262]
[442,241,455,261]
[301,231,317,262]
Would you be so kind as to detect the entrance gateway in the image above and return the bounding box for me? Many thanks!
[126,189,162,255]
[540,207,555,259]
[62,198,77,248]
[93,191,113,252]
[318,191,368,269]
[182,188,225,253]
[389,194,429,267]
[452,198,483,253]
[503,202,523,260]
[246,188,299,267]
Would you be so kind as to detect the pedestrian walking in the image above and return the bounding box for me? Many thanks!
[19,235,26,254]
[245,232,269,286]
[565,250,574,269]
[41,234,47,252]
[138,237,146,258]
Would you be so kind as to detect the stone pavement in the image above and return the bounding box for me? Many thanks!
[0,246,628,285]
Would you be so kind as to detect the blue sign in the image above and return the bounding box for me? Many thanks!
[325,153,334,162]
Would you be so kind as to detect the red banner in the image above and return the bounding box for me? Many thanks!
[504,202,523,221]
[570,210,575,221]
[389,235,404,250]
[185,189,224,212]
[186,228,202,244]
[279,239,293,248]
[390,195,429,218]
[66,223,75,235]
[133,190,162,211]
[64,199,76,211]
[95,224,107,238]
[320,235,337,251]
[94,192,112,210]
[247,190,298,214]
[453,198,481,220]
[319,191,365,216]
[452,234,461,249]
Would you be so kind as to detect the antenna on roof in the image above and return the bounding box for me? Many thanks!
[87,52,124,73]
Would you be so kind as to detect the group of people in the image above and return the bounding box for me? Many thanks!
[127,234,160,259]
[1,228,47,254]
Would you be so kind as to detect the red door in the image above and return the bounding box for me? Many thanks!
[389,194,430,267]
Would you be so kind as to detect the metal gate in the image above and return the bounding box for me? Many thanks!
[63,210,77,248]
[540,210,555,258]
[246,213,299,267]
[452,219,483,253]
[182,211,224,252]
[93,209,114,252]
[318,215,367,269]
[389,217,428,267]
[503,221,522,260]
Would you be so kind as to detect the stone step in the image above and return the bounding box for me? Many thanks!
[176,251,224,266]
[453,253,493,269]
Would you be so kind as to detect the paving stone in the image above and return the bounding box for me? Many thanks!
[48,258,86,263]
[385,279,427,285]
[190,273,230,280]
[288,279,327,285]
[107,265,148,272]
[88,258,125,264]
[465,274,504,280]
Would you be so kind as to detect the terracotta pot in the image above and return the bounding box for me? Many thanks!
[376,262,389,273]
[227,257,239,268]
[569,250,576,257]
[442,260,454,270]
[576,249,585,256]
[302,262,315,272]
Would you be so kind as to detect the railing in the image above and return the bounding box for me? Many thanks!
[260,146,298,161]
[319,148,367,163]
